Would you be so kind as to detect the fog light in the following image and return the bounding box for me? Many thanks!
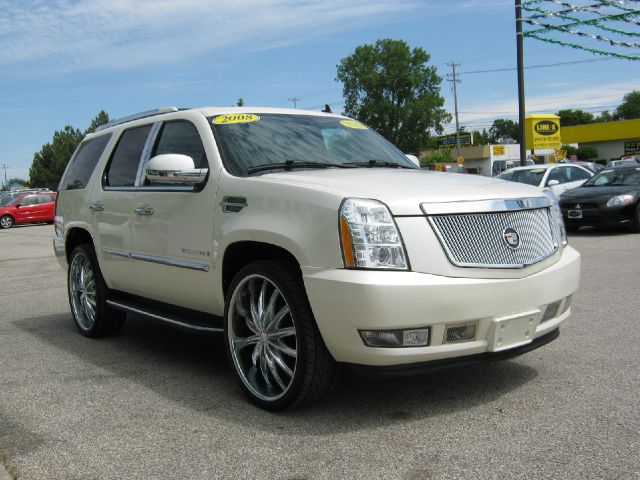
[359,328,429,348]
[444,322,476,343]
[541,300,562,323]
[561,295,572,315]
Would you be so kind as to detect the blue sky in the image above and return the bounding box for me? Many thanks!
[1,0,639,182]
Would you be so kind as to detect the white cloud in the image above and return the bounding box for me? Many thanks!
[0,0,420,72]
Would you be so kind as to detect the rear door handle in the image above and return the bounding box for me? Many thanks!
[134,206,154,216]
[89,202,104,212]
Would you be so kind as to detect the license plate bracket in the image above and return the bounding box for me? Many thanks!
[488,310,540,352]
[568,209,583,219]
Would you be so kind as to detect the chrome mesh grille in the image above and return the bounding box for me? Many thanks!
[428,208,558,268]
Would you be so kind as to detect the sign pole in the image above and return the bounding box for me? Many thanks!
[516,0,527,166]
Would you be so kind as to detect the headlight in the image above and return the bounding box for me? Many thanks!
[606,194,636,208]
[542,189,567,247]
[339,198,408,270]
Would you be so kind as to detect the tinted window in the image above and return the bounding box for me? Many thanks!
[105,125,152,187]
[546,167,567,185]
[153,121,207,168]
[19,195,38,206]
[566,166,592,182]
[498,168,545,186]
[59,134,112,191]
[37,194,55,204]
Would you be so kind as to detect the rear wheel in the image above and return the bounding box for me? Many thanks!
[224,260,336,410]
[0,215,14,229]
[68,244,126,337]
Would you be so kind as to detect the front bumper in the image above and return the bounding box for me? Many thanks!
[303,246,580,366]
[562,204,636,228]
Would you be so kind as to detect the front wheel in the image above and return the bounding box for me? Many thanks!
[224,260,336,410]
[0,215,14,229]
[68,244,126,337]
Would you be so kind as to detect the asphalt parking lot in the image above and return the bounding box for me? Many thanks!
[1,224,639,480]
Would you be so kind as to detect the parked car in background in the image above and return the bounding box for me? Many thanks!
[574,161,605,174]
[496,164,594,197]
[605,158,639,169]
[0,192,57,229]
[0,189,53,207]
[559,166,640,232]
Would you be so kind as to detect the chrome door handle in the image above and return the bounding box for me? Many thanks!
[89,202,104,212]
[134,206,154,216]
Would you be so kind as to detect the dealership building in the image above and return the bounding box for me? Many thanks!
[561,118,640,162]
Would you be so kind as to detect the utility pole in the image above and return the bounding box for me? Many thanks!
[446,63,462,161]
[288,97,301,109]
[2,163,7,190]
[516,0,527,166]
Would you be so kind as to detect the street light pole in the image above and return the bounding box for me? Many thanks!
[516,0,527,166]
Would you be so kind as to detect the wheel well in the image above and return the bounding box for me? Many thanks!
[65,228,94,261]
[222,242,300,296]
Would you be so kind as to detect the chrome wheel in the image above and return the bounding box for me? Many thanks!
[0,215,13,229]
[228,274,297,402]
[69,250,97,330]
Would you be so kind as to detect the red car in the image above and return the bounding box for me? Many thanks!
[0,192,57,229]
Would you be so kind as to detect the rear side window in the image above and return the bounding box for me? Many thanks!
[59,134,112,191]
[37,194,55,204]
[105,125,152,187]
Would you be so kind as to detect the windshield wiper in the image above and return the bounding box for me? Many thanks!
[247,160,356,174]
[344,159,416,169]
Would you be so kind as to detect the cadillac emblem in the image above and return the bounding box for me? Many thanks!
[503,227,520,249]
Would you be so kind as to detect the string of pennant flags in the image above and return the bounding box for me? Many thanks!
[522,0,640,60]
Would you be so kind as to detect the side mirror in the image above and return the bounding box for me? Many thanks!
[15,204,21,208]
[405,154,420,167]
[547,179,560,186]
[145,154,208,185]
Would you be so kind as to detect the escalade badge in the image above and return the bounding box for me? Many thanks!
[503,228,520,249]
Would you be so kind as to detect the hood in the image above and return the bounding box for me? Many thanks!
[255,168,545,215]
[560,185,640,205]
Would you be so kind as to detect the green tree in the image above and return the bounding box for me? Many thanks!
[236,98,245,107]
[29,111,109,190]
[336,38,450,153]
[471,128,489,145]
[595,110,614,123]
[7,178,28,187]
[576,145,598,160]
[85,110,110,134]
[556,109,594,126]
[615,90,640,120]
[420,148,453,165]
[488,119,520,143]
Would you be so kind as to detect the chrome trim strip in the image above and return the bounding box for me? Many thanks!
[102,248,209,271]
[135,121,162,186]
[106,300,223,333]
[420,197,552,215]
[102,186,196,192]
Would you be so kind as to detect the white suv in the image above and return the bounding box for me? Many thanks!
[54,107,581,410]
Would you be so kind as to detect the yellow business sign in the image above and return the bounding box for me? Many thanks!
[492,145,505,156]
[525,114,561,150]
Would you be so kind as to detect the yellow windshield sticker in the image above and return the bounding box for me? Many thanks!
[340,120,368,130]
[212,114,260,125]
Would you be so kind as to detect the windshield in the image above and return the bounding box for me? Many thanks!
[583,167,640,187]
[497,168,545,186]
[209,113,416,176]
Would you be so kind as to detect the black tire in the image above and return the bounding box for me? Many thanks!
[630,205,640,233]
[224,260,336,411]
[68,244,126,337]
[0,215,14,229]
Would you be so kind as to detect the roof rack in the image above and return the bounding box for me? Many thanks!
[95,107,179,132]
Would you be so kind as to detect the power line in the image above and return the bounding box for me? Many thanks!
[459,56,614,75]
